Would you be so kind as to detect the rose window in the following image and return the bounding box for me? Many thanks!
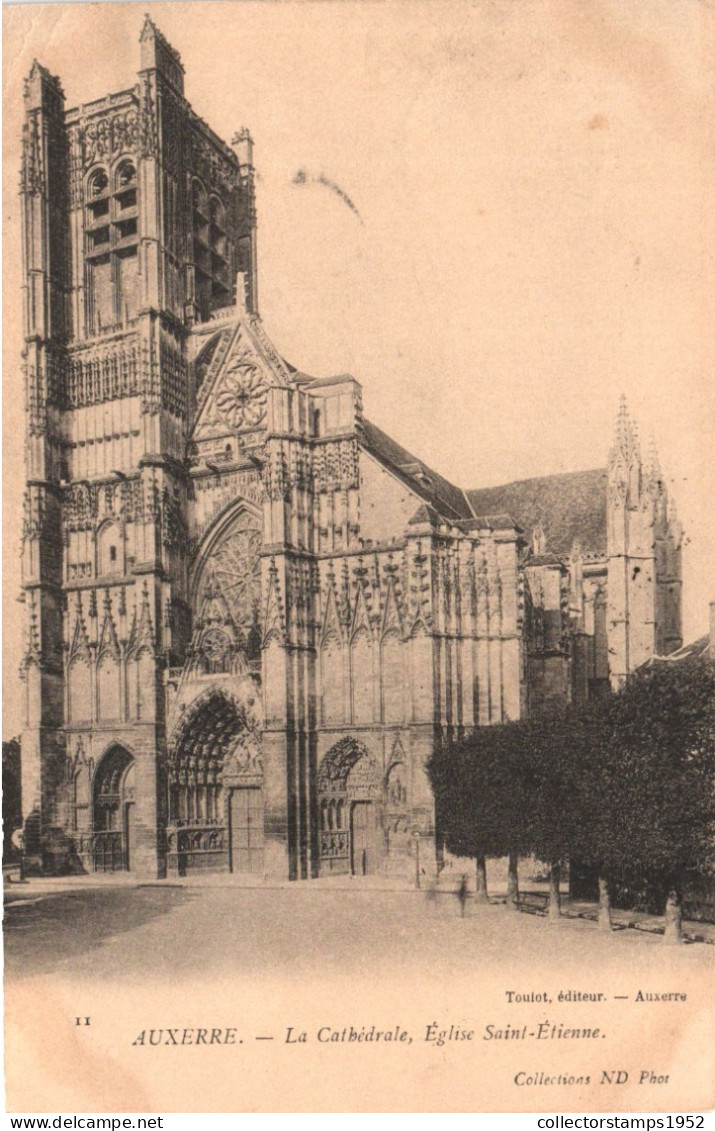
[201,628,230,662]
[215,360,268,430]
[201,528,262,634]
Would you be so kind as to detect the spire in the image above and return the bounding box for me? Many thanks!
[608,396,641,505]
[647,436,661,481]
[610,396,640,465]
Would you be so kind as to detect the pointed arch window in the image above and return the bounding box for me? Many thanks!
[97,651,121,721]
[381,631,404,724]
[321,633,344,725]
[97,519,123,577]
[386,761,408,809]
[85,160,139,334]
[68,655,93,723]
[192,181,232,322]
[351,629,374,724]
[411,626,434,721]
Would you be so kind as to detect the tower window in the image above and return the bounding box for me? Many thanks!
[89,168,109,197]
[116,160,136,189]
[191,180,232,322]
[109,545,117,563]
[85,159,140,335]
[116,188,137,212]
[88,226,110,249]
[116,218,137,241]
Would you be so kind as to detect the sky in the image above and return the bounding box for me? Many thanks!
[3,0,714,736]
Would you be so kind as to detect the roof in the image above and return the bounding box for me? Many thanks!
[361,420,473,523]
[466,468,608,558]
[646,636,711,666]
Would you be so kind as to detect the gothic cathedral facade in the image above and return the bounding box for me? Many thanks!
[18,21,683,879]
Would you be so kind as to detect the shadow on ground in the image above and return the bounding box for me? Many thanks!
[4,886,194,979]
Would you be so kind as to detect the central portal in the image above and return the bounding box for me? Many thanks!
[166,687,264,876]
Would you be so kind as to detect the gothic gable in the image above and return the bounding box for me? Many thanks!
[190,316,289,445]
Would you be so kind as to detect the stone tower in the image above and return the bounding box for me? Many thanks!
[19,19,257,872]
[606,399,682,687]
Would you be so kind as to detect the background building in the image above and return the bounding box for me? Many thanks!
[18,20,682,879]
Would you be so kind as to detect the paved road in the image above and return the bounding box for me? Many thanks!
[5,882,711,984]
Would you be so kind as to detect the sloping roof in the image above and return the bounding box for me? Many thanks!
[466,468,608,558]
[361,420,473,522]
[647,636,711,666]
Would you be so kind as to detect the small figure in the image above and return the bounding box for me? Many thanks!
[457,873,469,917]
[425,871,440,903]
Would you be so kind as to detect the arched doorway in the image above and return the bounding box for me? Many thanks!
[92,745,135,872]
[318,738,384,876]
[167,689,264,876]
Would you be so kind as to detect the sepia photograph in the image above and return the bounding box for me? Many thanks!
[2,0,714,1115]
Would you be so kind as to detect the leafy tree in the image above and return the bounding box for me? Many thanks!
[430,655,714,937]
[428,719,534,908]
[516,707,586,919]
[594,656,715,940]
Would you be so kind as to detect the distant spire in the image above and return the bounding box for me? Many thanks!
[611,395,639,460]
[608,396,642,501]
[647,436,661,476]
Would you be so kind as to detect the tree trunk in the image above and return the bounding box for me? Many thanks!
[597,874,612,932]
[663,889,683,945]
[475,855,489,904]
[506,852,519,910]
[548,862,562,921]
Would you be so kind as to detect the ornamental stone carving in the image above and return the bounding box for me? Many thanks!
[214,357,268,431]
[196,525,262,635]
[81,108,139,168]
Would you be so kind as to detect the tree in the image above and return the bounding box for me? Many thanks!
[517,707,586,920]
[550,654,715,938]
[429,655,715,938]
[427,720,534,908]
[596,656,715,941]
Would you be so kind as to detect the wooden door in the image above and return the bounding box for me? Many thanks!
[229,788,264,874]
[351,801,377,875]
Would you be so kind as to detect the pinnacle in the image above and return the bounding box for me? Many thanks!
[610,395,640,465]
[645,436,662,483]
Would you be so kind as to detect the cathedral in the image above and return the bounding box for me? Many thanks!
[18,20,683,879]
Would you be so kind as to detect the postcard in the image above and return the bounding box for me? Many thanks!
[3,1,714,1114]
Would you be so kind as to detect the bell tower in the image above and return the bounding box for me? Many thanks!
[19,19,259,874]
[606,399,682,688]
